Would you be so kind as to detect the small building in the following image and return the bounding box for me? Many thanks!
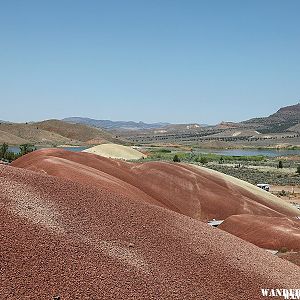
[257,183,270,192]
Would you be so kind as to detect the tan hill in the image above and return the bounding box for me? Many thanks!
[215,121,242,129]
[35,119,121,144]
[0,123,75,145]
[83,143,146,160]
[3,157,300,298]
[0,130,29,145]
[0,120,124,146]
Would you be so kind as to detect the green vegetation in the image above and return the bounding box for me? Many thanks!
[195,156,208,164]
[156,148,172,153]
[285,145,300,150]
[278,160,283,169]
[143,149,266,164]
[0,143,9,158]
[0,143,36,163]
[135,147,300,186]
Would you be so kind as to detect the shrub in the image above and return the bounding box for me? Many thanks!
[278,247,289,253]
[199,156,208,164]
[173,154,180,162]
[278,190,287,196]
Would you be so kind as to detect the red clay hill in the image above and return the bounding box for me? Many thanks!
[219,214,300,251]
[1,162,300,299]
[12,149,300,221]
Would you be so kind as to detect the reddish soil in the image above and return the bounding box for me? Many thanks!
[278,252,300,267]
[219,214,300,250]
[1,164,300,299]
[12,149,299,221]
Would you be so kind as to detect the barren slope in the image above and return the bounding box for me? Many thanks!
[0,123,76,145]
[0,130,29,145]
[1,164,300,299]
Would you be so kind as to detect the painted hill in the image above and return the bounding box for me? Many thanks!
[1,162,300,299]
[12,149,299,221]
[0,120,122,145]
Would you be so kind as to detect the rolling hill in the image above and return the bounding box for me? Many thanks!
[0,120,123,146]
[12,149,300,221]
[0,130,29,145]
[35,119,122,144]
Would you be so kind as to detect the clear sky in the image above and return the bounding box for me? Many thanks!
[1,0,300,124]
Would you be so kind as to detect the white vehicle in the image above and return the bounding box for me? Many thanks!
[257,183,270,192]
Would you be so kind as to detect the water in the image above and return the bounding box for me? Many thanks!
[8,146,88,154]
[194,148,300,157]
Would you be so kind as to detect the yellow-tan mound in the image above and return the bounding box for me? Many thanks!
[83,143,146,160]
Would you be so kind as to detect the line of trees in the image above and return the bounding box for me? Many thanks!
[0,143,36,162]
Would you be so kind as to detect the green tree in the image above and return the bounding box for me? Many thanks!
[0,143,8,159]
[19,144,34,155]
[173,154,180,162]
[296,165,300,175]
[278,160,283,169]
[4,151,17,162]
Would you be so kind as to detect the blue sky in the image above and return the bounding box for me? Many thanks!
[1,0,300,124]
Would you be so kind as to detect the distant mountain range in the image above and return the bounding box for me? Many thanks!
[63,103,300,134]
[63,117,171,130]
[2,103,300,146]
